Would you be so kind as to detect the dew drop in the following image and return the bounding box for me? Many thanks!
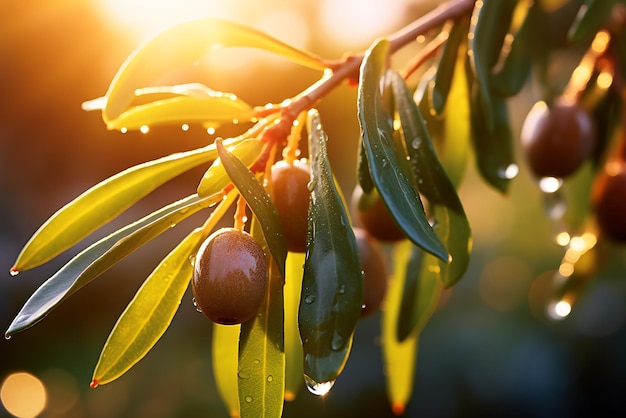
[331,333,345,351]
[538,176,563,193]
[498,163,519,180]
[412,137,422,149]
[381,158,389,168]
[252,359,261,365]
[267,375,273,383]
[90,379,99,389]
[307,180,317,191]
[244,395,253,403]
[192,298,202,313]
[188,255,196,267]
[238,370,250,380]
[338,285,346,294]
[304,375,335,396]
[304,295,316,304]
[5,334,11,340]
[9,269,19,277]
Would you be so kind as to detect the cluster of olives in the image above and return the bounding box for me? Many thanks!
[521,96,626,243]
[192,158,395,325]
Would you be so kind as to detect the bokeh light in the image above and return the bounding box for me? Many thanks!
[1,372,47,418]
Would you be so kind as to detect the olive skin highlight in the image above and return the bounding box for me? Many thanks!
[192,228,268,325]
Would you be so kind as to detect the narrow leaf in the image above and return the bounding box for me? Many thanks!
[358,39,447,261]
[284,251,305,401]
[12,143,226,272]
[102,18,326,123]
[568,0,618,43]
[198,138,263,197]
[298,109,363,385]
[391,71,471,287]
[213,323,241,418]
[6,193,220,337]
[216,139,287,276]
[92,189,237,386]
[107,95,255,131]
[238,216,285,418]
[382,241,419,416]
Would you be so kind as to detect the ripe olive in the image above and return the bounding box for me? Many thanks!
[592,159,626,243]
[354,228,389,317]
[270,159,311,253]
[192,227,268,325]
[351,185,406,242]
[520,98,595,178]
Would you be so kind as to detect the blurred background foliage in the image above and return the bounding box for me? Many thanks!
[1,0,626,417]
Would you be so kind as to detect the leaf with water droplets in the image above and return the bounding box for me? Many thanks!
[216,139,287,277]
[391,71,471,288]
[284,252,305,401]
[238,215,285,418]
[91,190,237,386]
[298,109,363,385]
[358,39,447,261]
[99,18,326,124]
[12,144,225,272]
[6,194,220,337]
[382,241,420,416]
[197,138,264,197]
[213,323,241,418]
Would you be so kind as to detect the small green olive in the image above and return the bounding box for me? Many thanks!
[270,159,311,253]
[521,98,595,178]
[354,227,389,317]
[192,228,268,325]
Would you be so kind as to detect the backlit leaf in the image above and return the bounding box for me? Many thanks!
[91,189,237,386]
[213,323,241,418]
[382,241,419,416]
[12,143,233,272]
[101,18,326,123]
[216,139,287,276]
[284,251,305,401]
[238,216,285,418]
[6,193,220,337]
[298,109,363,386]
[358,39,447,261]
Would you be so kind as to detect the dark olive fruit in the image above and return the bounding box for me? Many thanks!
[520,98,595,179]
[192,227,268,325]
[592,159,626,243]
[270,159,311,253]
[354,228,389,317]
[351,185,406,242]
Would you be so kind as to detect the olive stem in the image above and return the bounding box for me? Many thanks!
[254,0,475,124]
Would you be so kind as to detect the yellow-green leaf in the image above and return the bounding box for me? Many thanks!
[238,216,285,418]
[198,138,263,197]
[102,18,326,123]
[91,189,237,386]
[213,323,241,418]
[382,241,419,416]
[12,144,226,272]
[107,95,255,131]
[284,251,305,401]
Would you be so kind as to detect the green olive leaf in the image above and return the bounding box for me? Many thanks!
[284,251,305,401]
[215,139,287,277]
[5,193,220,337]
[107,95,255,131]
[100,18,326,124]
[238,216,285,418]
[12,143,230,272]
[469,82,516,193]
[213,323,241,418]
[429,16,470,115]
[568,0,618,43]
[91,190,237,386]
[198,138,264,197]
[468,0,518,131]
[390,71,471,289]
[358,39,447,261]
[382,241,419,416]
[298,109,363,385]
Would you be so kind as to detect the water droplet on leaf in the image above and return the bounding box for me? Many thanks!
[412,137,422,149]
[9,269,19,277]
[304,375,335,396]
[304,295,315,304]
[331,333,345,351]
[238,370,250,380]
[244,395,253,403]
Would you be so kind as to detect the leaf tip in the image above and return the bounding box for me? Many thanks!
[9,266,20,277]
[89,379,99,389]
[392,402,406,416]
